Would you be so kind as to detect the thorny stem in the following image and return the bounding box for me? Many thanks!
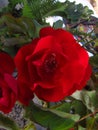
[77,109,98,123]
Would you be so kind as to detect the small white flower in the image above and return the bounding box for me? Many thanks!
[15,3,23,10]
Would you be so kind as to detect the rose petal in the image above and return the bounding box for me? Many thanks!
[0,52,15,74]
[4,73,17,95]
[40,26,55,37]
[53,28,75,43]
[17,80,34,105]
[35,85,66,102]
[78,64,92,90]
[14,39,38,83]
[0,74,17,113]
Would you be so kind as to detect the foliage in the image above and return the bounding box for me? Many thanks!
[0,113,19,130]
[44,0,93,23]
[25,102,75,130]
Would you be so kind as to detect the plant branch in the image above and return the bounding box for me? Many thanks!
[77,109,98,123]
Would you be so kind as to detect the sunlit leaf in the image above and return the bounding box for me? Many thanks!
[78,126,86,130]
[24,121,36,130]
[72,90,96,112]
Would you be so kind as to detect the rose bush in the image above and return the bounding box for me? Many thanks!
[14,27,92,103]
[0,52,17,113]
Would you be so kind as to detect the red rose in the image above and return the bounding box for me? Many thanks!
[0,52,17,113]
[15,27,91,102]
[70,128,74,130]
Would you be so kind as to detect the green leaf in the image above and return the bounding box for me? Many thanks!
[86,117,95,130]
[52,102,71,113]
[51,101,85,119]
[53,20,63,29]
[0,15,36,38]
[22,0,33,19]
[49,109,80,122]
[71,100,87,118]
[78,126,86,130]
[1,37,31,46]
[33,20,44,37]
[44,0,93,24]
[4,15,27,34]
[0,113,19,130]
[44,5,65,18]
[25,0,62,24]
[72,90,97,112]
[25,102,75,130]
[86,90,98,109]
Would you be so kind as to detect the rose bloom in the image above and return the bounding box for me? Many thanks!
[15,27,91,103]
[0,52,17,113]
[69,128,74,130]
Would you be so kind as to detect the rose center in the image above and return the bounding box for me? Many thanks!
[43,53,57,73]
[0,88,2,98]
